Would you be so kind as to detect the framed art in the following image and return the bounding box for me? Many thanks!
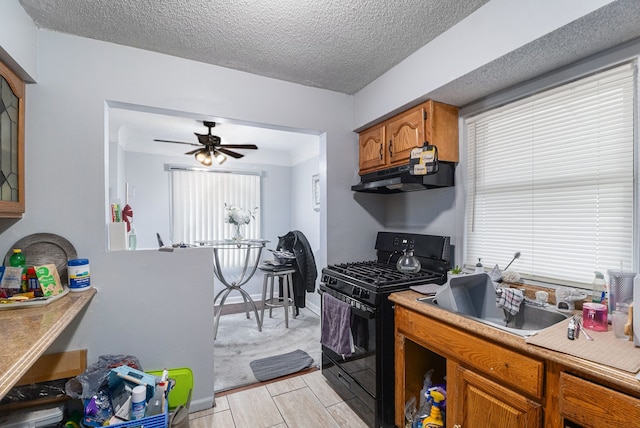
[312,174,320,211]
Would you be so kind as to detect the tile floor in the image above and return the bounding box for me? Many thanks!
[189,371,368,428]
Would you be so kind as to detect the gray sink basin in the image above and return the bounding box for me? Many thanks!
[417,296,569,337]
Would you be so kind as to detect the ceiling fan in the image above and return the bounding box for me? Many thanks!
[153,121,258,166]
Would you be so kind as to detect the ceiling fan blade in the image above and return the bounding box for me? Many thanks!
[185,148,202,155]
[217,147,244,159]
[154,139,201,147]
[195,132,221,145]
[219,144,258,150]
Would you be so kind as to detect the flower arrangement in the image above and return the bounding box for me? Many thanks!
[224,204,257,226]
[225,203,258,241]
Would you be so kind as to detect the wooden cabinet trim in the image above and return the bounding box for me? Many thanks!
[0,59,26,218]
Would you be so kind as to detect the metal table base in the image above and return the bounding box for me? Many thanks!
[200,239,268,340]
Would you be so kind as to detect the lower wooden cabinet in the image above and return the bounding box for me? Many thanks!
[394,305,543,428]
[394,301,640,428]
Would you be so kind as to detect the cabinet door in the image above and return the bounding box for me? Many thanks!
[559,372,640,427]
[386,108,425,166]
[449,364,542,428]
[358,125,386,174]
[0,60,25,218]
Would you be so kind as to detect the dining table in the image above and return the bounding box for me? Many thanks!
[198,239,269,339]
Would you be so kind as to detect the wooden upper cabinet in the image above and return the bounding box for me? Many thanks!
[358,125,386,172]
[357,100,458,175]
[387,107,425,166]
[0,60,25,218]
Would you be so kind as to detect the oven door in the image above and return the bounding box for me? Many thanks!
[319,285,377,398]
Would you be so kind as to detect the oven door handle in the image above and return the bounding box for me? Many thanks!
[318,288,376,319]
[351,306,375,319]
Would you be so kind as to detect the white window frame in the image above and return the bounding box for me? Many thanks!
[462,61,637,288]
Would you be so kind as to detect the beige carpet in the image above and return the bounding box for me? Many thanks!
[213,306,321,392]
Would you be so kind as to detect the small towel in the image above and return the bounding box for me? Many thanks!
[321,293,354,357]
[496,287,524,316]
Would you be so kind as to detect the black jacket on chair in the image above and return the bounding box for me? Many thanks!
[276,230,317,308]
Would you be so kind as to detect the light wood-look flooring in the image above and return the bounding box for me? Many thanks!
[189,371,368,428]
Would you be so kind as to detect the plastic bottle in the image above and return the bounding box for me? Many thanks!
[591,271,607,304]
[474,258,483,274]
[9,249,27,292]
[128,226,137,251]
[422,387,446,428]
[145,387,164,416]
[419,369,434,408]
[131,385,146,420]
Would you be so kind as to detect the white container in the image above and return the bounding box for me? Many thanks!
[67,258,90,292]
[131,385,146,420]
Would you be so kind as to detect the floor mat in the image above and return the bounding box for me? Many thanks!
[249,349,313,382]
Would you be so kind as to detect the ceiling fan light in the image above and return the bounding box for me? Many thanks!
[195,149,208,162]
[200,154,213,166]
[214,152,227,165]
[195,149,213,166]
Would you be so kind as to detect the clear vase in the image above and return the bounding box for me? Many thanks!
[232,223,244,241]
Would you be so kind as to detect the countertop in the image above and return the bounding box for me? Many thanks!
[0,288,97,399]
[389,290,640,397]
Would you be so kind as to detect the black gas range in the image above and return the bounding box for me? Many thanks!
[320,232,451,428]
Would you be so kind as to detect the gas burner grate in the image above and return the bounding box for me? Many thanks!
[329,261,440,286]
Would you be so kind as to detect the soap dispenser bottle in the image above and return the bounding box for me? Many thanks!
[475,258,483,274]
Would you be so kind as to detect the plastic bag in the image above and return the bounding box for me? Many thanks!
[65,354,142,399]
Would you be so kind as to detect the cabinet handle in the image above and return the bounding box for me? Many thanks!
[379,143,383,160]
[388,139,393,157]
[453,425,461,428]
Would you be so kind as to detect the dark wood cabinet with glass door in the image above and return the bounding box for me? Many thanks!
[0,59,25,218]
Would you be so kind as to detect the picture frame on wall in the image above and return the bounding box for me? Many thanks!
[312,174,320,211]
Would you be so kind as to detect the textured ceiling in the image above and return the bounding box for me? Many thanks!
[16,0,640,164]
[18,0,490,95]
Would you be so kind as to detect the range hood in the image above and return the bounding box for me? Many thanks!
[351,162,455,194]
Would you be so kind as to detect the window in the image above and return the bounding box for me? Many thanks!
[465,63,635,287]
[171,169,261,264]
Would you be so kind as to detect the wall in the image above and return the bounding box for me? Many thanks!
[291,156,321,309]
[0,21,357,411]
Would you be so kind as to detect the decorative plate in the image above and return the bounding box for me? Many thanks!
[4,233,78,285]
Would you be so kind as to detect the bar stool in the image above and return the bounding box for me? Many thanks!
[259,264,297,328]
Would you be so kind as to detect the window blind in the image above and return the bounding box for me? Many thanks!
[465,62,635,286]
[171,169,261,266]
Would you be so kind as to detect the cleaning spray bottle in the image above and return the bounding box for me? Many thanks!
[592,271,607,304]
[411,369,435,427]
[422,387,446,428]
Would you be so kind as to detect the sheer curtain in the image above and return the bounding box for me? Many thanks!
[171,169,261,266]
[465,62,635,286]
